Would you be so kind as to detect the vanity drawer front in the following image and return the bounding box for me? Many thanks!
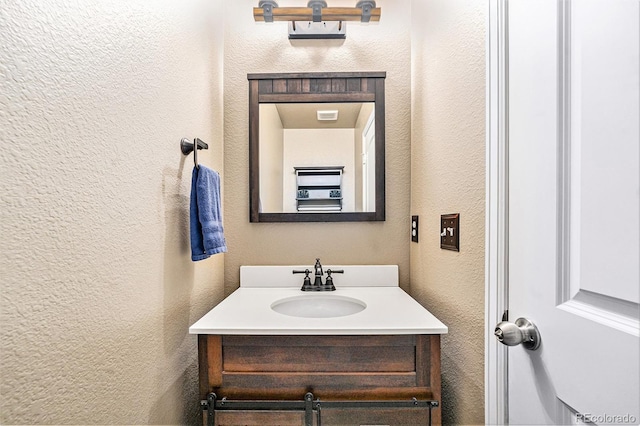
[213,410,305,426]
[320,407,431,426]
[221,371,419,390]
[223,335,416,373]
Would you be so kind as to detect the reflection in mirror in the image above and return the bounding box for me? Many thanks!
[259,103,375,213]
[248,72,385,222]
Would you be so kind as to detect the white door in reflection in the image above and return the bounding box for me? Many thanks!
[362,110,375,212]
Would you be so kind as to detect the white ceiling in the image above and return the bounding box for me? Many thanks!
[275,103,367,129]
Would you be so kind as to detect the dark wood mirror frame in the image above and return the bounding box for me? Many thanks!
[248,71,386,222]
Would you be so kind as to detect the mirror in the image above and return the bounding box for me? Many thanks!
[260,102,376,213]
[249,72,386,222]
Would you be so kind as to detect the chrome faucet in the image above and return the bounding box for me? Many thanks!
[293,258,343,291]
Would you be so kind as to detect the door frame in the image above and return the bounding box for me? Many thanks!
[485,0,509,424]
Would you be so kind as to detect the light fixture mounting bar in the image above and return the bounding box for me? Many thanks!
[253,7,381,22]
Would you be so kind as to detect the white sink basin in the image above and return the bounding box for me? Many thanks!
[271,294,367,318]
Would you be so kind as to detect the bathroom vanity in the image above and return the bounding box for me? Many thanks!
[190,265,447,426]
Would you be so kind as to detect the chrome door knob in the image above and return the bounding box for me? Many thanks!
[494,317,541,350]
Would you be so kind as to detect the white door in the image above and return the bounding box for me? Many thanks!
[504,0,639,424]
[362,110,376,212]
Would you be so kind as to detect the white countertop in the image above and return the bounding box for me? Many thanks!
[189,265,448,336]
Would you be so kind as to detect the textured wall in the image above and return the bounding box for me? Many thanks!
[223,0,412,293]
[0,1,225,424]
[1,1,487,424]
[258,104,284,212]
[410,1,486,424]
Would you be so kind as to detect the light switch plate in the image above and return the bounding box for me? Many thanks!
[440,213,459,251]
[411,215,419,243]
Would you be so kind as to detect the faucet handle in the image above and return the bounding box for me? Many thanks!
[293,268,314,291]
[322,268,343,291]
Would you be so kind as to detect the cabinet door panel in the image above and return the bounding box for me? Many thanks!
[320,407,430,425]
[215,410,304,426]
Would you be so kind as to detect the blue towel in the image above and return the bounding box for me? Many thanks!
[190,165,227,261]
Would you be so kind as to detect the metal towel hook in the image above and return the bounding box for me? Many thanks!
[180,138,209,169]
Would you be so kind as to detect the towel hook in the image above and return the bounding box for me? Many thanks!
[180,138,209,169]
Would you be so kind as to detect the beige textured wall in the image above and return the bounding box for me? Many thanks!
[410,1,486,425]
[223,0,412,293]
[1,1,487,424]
[0,1,225,424]
[259,104,284,212]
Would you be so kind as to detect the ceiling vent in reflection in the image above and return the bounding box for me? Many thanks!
[317,110,339,121]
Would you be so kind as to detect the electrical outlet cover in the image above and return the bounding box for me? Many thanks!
[411,215,419,243]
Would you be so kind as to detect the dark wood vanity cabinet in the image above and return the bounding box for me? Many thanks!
[198,334,441,426]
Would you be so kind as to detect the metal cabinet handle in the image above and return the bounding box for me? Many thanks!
[494,317,541,350]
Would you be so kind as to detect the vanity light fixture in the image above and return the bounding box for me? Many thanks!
[317,110,339,121]
[255,1,380,39]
